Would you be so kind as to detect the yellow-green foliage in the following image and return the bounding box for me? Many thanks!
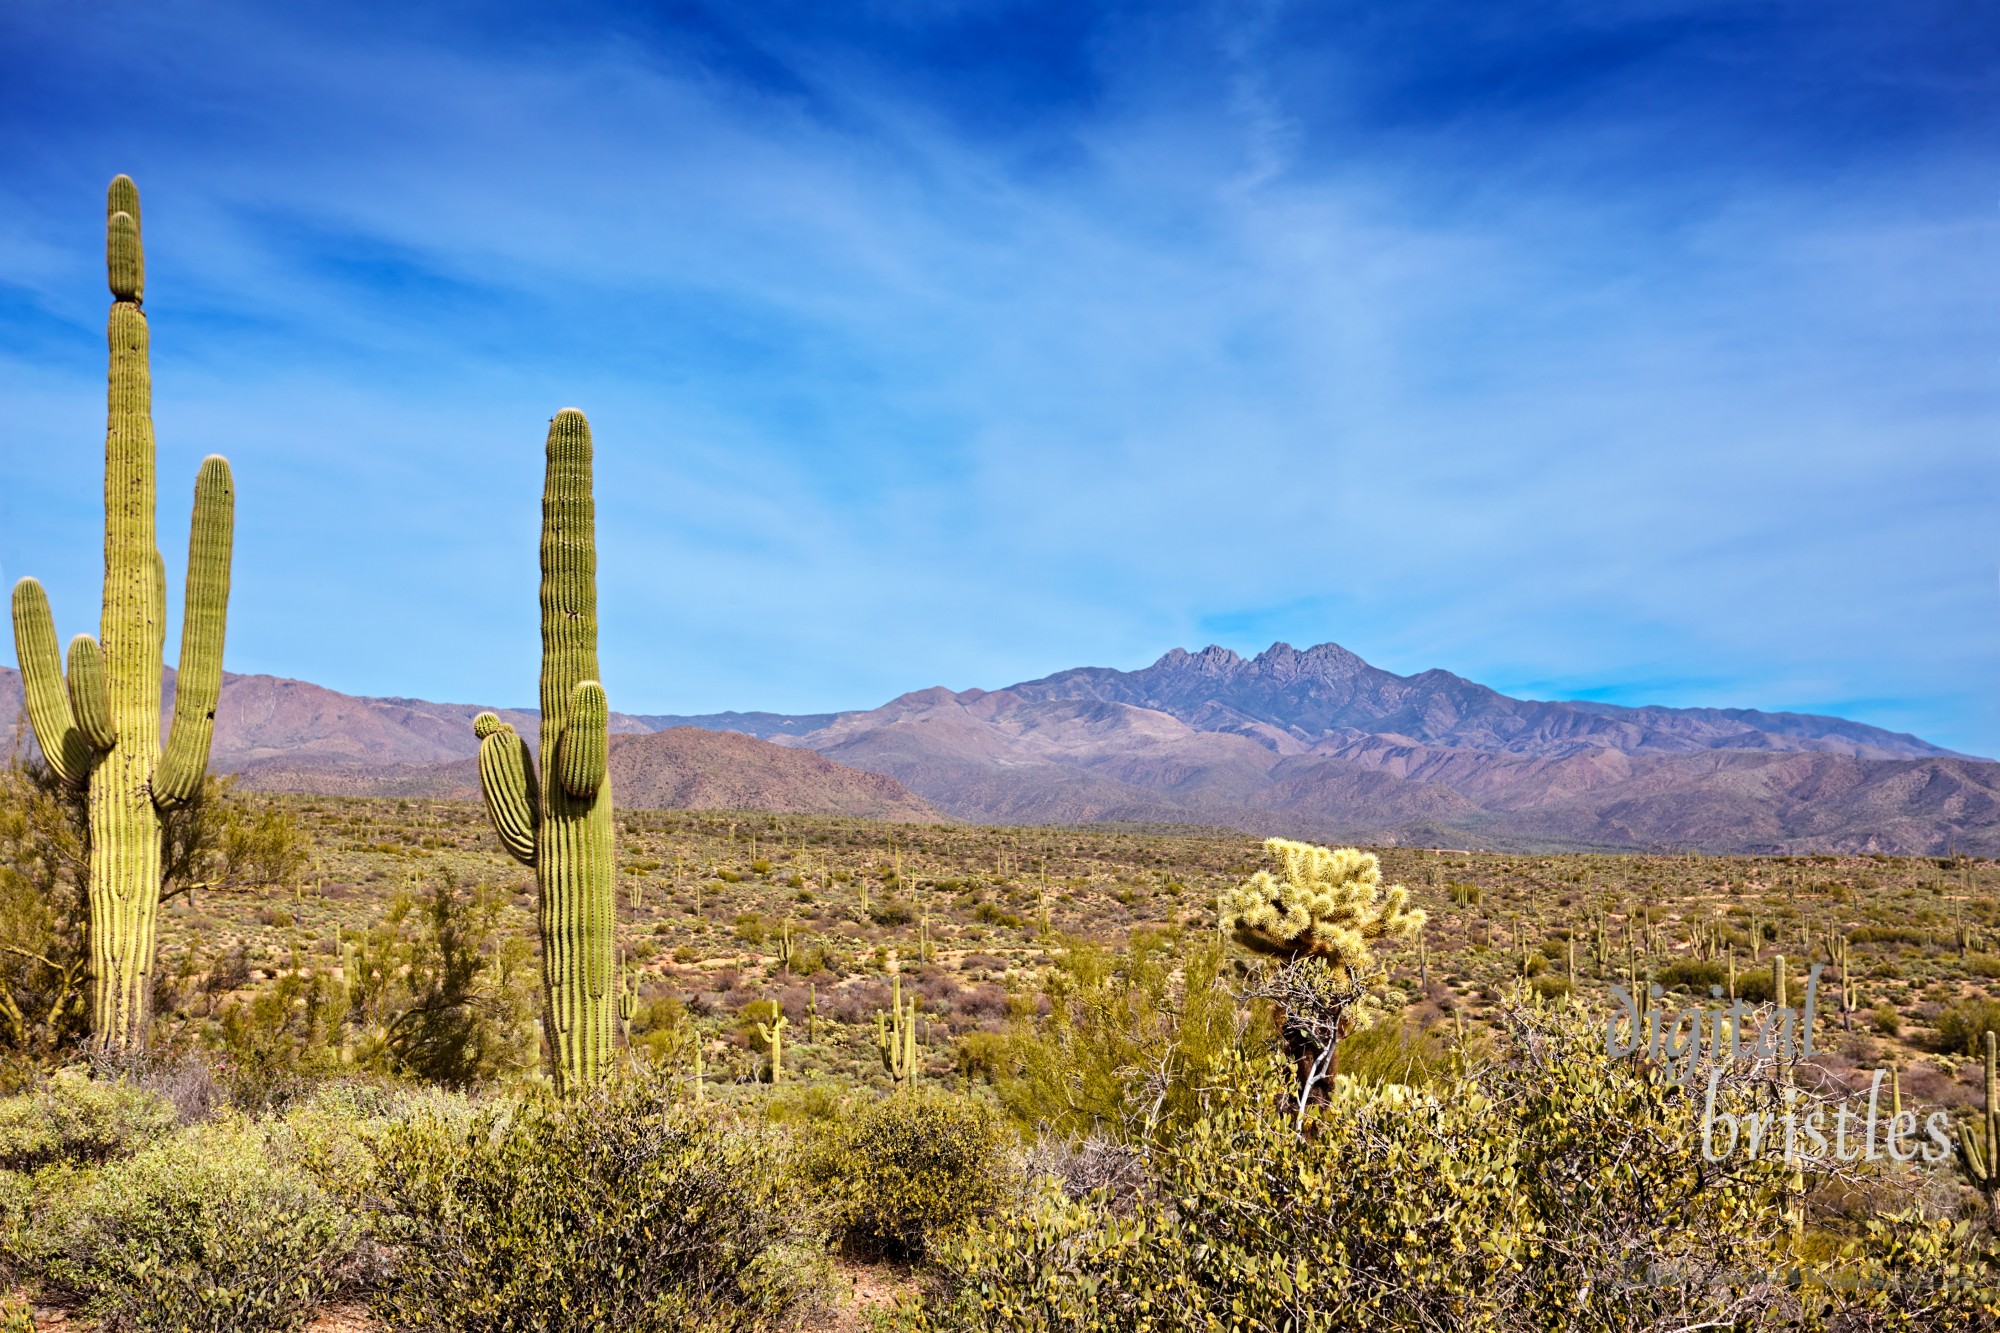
[910,999,2000,1332]
[0,1072,175,1171]
[11,1117,357,1333]
[1218,838,1425,974]
[807,1087,1008,1261]
[368,1066,825,1331]
[0,762,90,1055]
[995,929,1244,1142]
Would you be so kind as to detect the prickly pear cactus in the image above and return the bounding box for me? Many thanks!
[472,410,616,1092]
[10,176,235,1052]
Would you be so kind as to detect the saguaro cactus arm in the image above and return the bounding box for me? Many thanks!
[65,634,117,753]
[556,679,608,798]
[473,714,540,866]
[11,580,95,787]
[154,456,235,807]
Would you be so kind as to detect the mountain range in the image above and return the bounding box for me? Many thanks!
[4,642,1994,854]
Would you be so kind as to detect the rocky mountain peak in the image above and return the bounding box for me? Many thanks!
[1152,645,1245,675]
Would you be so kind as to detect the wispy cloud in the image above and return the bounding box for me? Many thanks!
[1,0,1995,755]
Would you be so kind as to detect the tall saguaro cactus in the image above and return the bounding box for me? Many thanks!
[472,410,616,1092]
[10,176,235,1053]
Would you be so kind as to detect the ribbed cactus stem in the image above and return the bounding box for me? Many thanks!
[1985,1032,1999,1182]
[875,974,918,1088]
[8,177,234,1053]
[471,409,617,1093]
[757,1012,788,1085]
[1773,954,1787,1011]
[1958,1031,2000,1223]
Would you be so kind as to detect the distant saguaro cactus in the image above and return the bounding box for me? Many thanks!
[1957,1030,2000,1225]
[757,1012,789,1085]
[10,176,235,1052]
[876,974,918,1089]
[471,410,616,1093]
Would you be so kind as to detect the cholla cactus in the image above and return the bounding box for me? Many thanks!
[1218,840,1426,977]
[1223,839,1426,1110]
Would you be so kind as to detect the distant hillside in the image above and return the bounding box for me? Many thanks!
[656,644,1996,854]
[4,645,1992,853]
[234,725,938,821]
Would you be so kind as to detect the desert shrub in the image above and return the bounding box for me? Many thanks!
[0,762,91,1056]
[1851,925,1932,947]
[954,1031,1010,1085]
[1653,958,1730,993]
[1933,999,2000,1057]
[219,804,311,890]
[377,881,537,1087]
[1733,969,1780,1005]
[0,1073,176,1171]
[17,1119,358,1332]
[808,1087,1008,1261]
[911,1000,2000,1331]
[1331,1015,1455,1087]
[996,930,1246,1142]
[213,968,349,1109]
[1526,973,1573,1002]
[344,878,539,1088]
[369,1067,823,1331]
[869,899,916,927]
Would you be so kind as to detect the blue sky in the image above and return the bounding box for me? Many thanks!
[2,1,1996,754]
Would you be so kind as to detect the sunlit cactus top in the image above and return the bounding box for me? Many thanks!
[1219,839,1426,973]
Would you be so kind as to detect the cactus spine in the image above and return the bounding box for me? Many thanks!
[10,176,235,1053]
[471,410,616,1093]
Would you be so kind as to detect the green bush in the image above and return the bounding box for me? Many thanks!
[369,1067,823,1331]
[1934,999,2000,1057]
[1652,958,1729,993]
[810,1087,1008,1261]
[1526,974,1573,1002]
[17,1119,357,1332]
[868,899,916,927]
[0,1073,176,1171]
[1732,969,1781,1005]
[909,1000,2000,1331]
[1331,1016,1455,1087]
[995,930,1244,1142]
